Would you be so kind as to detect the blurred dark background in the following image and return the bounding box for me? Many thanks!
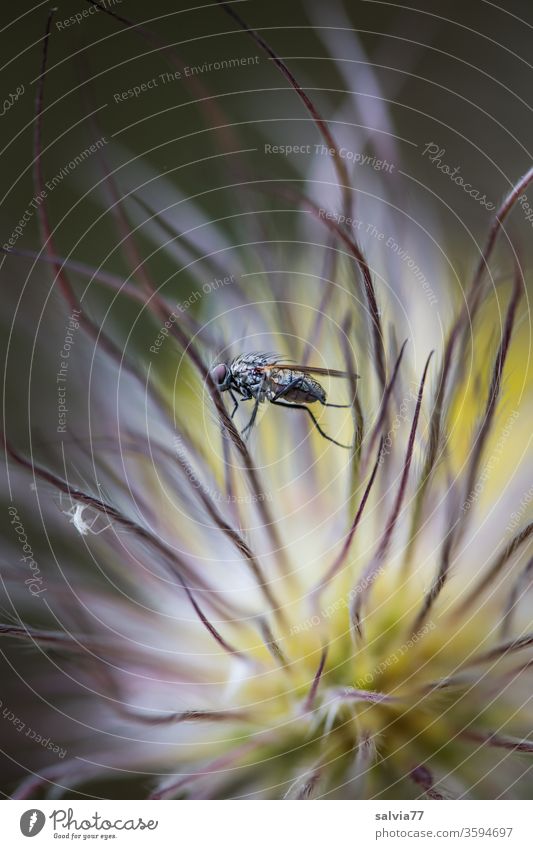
[2,0,533,273]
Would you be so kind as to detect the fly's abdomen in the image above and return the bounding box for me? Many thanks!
[270,370,326,404]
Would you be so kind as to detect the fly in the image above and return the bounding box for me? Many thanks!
[210,352,358,449]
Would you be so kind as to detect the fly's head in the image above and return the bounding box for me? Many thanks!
[210,362,232,392]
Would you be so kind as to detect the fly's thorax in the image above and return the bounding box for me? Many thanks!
[229,354,275,399]
[231,352,275,373]
[230,358,265,399]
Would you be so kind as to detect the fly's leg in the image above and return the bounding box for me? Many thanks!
[323,401,351,408]
[272,376,351,409]
[271,392,353,450]
[241,397,261,440]
[241,377,266,440]
[271,376,306,402]
[229,389,240,419]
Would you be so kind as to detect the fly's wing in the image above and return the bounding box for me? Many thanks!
[257,363,359,379]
